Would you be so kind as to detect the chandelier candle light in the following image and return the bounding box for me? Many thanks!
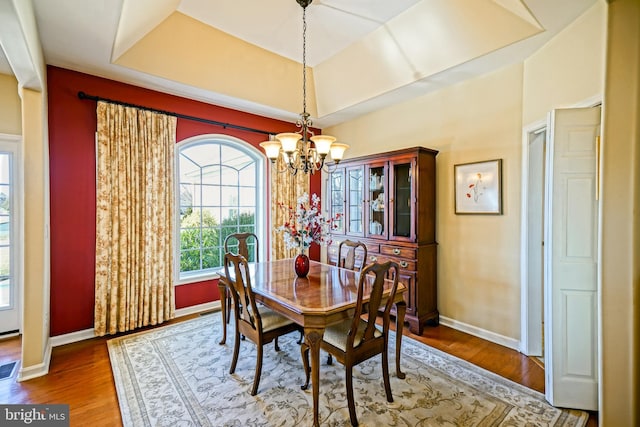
[260,0,349,175]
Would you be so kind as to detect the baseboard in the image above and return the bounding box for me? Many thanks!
[49,301,222,348]
[17,340,51,382]
[50,328,96,347]
[175,301,220,318]
[439,315,520,351]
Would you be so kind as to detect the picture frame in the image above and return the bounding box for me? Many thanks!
[454,159,503,215]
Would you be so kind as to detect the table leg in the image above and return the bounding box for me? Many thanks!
[218,280,227,345]
[394,301,406,379]
[304,327,324,427]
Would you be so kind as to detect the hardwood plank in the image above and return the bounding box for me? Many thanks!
[0,315,597,426]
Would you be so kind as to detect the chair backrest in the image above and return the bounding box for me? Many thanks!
[223,252,261,332]
[347,261,399,349]
[337,240,368,271]
[224,232,259,263]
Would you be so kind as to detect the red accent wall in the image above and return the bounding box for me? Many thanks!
[48,66,321,336]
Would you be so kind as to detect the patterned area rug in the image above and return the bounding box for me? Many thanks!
[107,314,587,427]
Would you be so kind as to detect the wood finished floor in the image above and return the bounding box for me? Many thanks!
[0,314,598,426]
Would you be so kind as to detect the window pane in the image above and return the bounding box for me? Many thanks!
[239,163,255,183]
[0,215,8,245]
[202,164,220,185]
[180,249,202,272]
[0,185,10,215]
[220,166,238,186]
[201,184,220,206]
[180,228,201,250]
[239,187,256,207]
[221,186,238,206]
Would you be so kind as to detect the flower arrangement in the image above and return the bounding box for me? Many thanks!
[277,192,340,251]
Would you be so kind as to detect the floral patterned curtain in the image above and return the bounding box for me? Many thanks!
[94,101,176,336]
[269,155,308,260]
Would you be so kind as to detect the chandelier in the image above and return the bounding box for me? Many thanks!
[260,0,349,175]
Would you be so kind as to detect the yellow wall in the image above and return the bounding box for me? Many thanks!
[0,73,21,134]
[327,63,524,339]
[600,0,639,424]
[326,2,608,343]
[115,11,315,117]
[20,86,49,372]
[523,2,606,124]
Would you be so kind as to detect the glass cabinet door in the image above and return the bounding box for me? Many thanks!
[390,158,416,241]
[346,165,364,235]
[366,163,387,238]
[329,168,345,234]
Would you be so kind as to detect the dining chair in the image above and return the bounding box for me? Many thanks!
[300,261,400,426]
[222,233,259,326]
[224,252,300,396]
[337,239,368,271]
[322,239,369,365]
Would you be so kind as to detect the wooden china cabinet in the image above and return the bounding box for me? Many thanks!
[326,146,438,335]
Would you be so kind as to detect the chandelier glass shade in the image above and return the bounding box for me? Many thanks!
[260,0,348,175]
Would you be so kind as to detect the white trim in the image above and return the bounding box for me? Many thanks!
[439,315,520,351]
[175,272,220,286]
[519,119,546,355]
[48,302,221,347]
[0,133,23,336]
[17,340,51,382]
[50,328,96,347]
[174,301,220,318]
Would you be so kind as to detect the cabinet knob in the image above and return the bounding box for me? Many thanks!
[393,248,401,255]
[400,261,409,268]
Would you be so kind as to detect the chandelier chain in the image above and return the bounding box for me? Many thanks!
[302,5,307,117]
[258,0,348,175]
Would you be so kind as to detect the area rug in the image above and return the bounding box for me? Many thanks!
[107,314,587,427]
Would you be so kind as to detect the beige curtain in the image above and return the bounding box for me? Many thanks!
[94,101,177,336]
[270,155,309,260]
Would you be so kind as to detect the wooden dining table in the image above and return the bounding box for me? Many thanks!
[217,258,407,427]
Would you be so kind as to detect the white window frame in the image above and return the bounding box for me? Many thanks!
[0,133,23,334]
[174,134,266,285]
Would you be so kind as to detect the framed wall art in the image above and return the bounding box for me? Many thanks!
[454,159,503,214]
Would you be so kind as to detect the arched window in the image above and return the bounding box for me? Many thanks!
[176,135,266,283]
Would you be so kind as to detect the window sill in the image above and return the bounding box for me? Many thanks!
[175,270,221,286]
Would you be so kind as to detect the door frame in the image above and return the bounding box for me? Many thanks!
[0,133,23,337]
[520,95,603,357]
[519,120,546,355]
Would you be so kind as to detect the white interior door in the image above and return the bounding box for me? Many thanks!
[545,107,600,410]
[0,136,21,335]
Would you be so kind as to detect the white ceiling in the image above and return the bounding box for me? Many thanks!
[0,0,597,127]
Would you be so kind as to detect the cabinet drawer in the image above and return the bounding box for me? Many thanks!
[380,244,416,259]
[366,253,416,271]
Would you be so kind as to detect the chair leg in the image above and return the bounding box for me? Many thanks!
[382,346,393,403]
[346,365,358,426]
[251,343,264,396]
[230,329,240,374]
[296,330,304,344]
[300,343,311,390]
[274,337,280,351]
[326,353,333,365]
[226,293,232,324]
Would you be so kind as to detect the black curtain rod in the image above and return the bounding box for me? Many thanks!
[77,91,273,136]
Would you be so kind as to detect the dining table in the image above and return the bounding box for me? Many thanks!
[217,258,407,427]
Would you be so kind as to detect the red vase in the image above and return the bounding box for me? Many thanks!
[294,253,310,278]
